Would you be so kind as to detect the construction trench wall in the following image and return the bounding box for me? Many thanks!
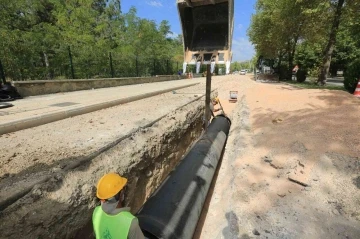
[0,94,214,239]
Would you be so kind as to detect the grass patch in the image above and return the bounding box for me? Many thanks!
[287,81,345,91]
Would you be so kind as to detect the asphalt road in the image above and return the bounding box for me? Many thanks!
[306,77,344,86]
[326,77,344,86]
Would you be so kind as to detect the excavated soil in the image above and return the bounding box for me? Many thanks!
[198,77,360,239]
[0,77,226,239]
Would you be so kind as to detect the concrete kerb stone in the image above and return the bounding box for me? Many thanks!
[0,83,199,135]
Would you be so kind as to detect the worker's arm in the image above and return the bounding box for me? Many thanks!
[128,218,145,239]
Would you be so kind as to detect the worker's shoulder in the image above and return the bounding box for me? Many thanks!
[129,215,140,226]
[128,217,145,239]
[121,210,136,218]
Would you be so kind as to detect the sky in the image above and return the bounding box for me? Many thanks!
[121,0,256,62]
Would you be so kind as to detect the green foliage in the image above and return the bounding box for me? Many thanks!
[249,0,360,84]
[295,42,322,71]
[0,1,183,81]
[231,61,253,72]
[344,59,360,93]
[248,0,321,80]
[329,18,360,76]
[307,68,320,78]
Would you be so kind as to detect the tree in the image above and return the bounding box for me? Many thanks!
[249,0,360,85]
[248,0,311,80]
[318,0,346,85]
[0,1,183,80]
[231,62,241,71]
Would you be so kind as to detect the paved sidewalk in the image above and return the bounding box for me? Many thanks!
[0,79,201,134]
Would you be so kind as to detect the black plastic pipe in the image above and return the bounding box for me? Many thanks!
[136,115,231,239]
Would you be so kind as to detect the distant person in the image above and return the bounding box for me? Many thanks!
[210,97,222,114]
[92,173,144,239]
[203,97,224,128]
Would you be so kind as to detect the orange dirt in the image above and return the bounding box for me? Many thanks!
[198,76,360,239]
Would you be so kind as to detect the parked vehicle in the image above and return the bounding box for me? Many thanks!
[240,70,246,75]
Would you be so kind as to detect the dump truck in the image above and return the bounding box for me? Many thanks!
[177,0,234,67]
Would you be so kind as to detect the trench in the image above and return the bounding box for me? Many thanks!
[72,99,206,238]
[137,116,231,239]
[0,94,215,239]
[75,115,230,239]
[74,116,203,237]
[0,89,227,239]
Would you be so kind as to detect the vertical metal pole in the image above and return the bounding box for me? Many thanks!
[68,46,75,79]
[136,56,139,77]
[109,52,114,78]
[204,64,211,129]
[166,59,169,75]
[0,59,6,84]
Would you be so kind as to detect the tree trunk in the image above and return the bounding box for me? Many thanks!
[277,51,283,73]
[43,51,50,79]
[287,36,298,81]
[318,0,345,85]
[43,51,49,67]
[288,53,293,81]
[0,59,6,84]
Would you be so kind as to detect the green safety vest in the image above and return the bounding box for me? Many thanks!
[92,206,135,239]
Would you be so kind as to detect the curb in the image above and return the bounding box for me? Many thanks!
[0,83,199,135]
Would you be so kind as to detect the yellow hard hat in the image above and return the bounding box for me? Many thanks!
[212,97,219,103]
[96,173,127,200]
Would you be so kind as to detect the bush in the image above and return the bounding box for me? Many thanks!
[344,59,360,93]
[296,69,307,83]
[308,67,320,78]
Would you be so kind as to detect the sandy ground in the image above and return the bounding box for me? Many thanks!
[1,75,359,238]
[198,77,360,238]
[0,83,205,178]
[0,79,200,135]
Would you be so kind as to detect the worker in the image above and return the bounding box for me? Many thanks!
[92,173,144,239]
[203,97,224,128]
[210,97,222,113]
